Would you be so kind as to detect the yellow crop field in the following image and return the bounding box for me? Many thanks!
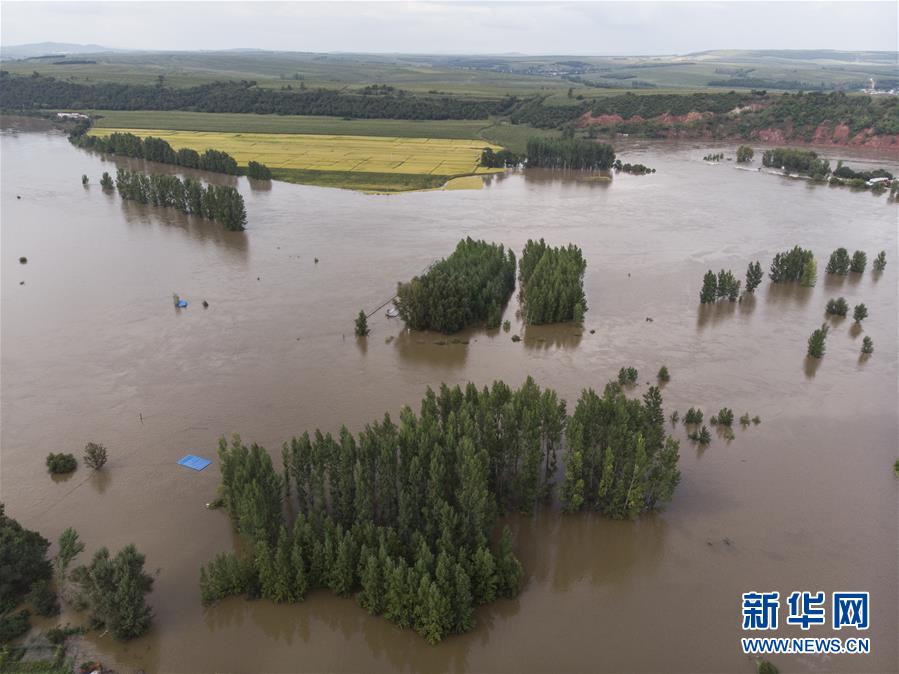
[88,128,502,177]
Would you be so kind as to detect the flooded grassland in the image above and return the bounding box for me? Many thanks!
[1,126,897,673]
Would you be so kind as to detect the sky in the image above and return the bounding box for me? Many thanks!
[1,1,896,55]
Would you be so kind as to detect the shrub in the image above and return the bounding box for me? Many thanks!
[825,297,848,317]
[740,413,751,427]
[81,174,88,185]
[717,408,734,427]
[825,248,850,275]
[46,453,77,475]
[853,304,868,323]
[736,145,754,163]
[83,442,107,470]
[769,246,813,283]
[29,579,59,616]
[873,250,886,272]
[617,366,638,386]
[849,250,867,273]
[861,336,874,354]
[684,407,703,425]
[670,411,679,424]
[689,426,712,445]
[502,320,511,332]
[757,660,779,674]
[657,366,670,382]
[799,258,817,287]
[752,415,761,425]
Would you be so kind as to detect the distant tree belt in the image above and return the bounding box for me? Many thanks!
[0,73,513,120]
[113,168,247,231]
[525,137,615,170]
[69,129,272,178]
[200,377,681,643]
[519,239,587,324]
[395,237,516,333]
[510,90,899,136]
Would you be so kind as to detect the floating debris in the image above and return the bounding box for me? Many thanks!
[314,257,319,264]
[19,257,27,264]
[511,335,522,342]
[202,300,209,309]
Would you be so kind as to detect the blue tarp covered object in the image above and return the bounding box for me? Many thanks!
[178,454,211,471]
[177,299,188,308]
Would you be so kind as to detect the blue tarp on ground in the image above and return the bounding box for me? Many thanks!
[177,454,211,471]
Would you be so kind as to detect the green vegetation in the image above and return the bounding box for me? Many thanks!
[200,377,678,641]
[617,367,639,386]
[736,145,754,163]
[354,310,370,337]
[114,168,247,231]
[82,443,107,470]
[28,580,59,617]
[800,257,818,287]
[45,453,76,475]
[479,147,520,168]
[700,269,740,303]
[0,503,52,613]
[740,413,751,427]
[850,250,867,274]
[80,174,88,185]
[769,246,814,283]
[832,163,893,183]
[873,250,887,272]
[862,335,873,353]
[70,544,154,640]
[688,425,712,445]
[246,160,272,180]
[757,659,779,674]
[561,383,679,517]
[826,248,851,275]
[657,366,670,382]
[825,297,848,317]
[702,152,724,162]
[853,303,868,323]
[715,408,734,427]
[684,407,703,425]
[807,323,829,358]
[525,137,615,170]
[518,239,587,324]
[395,238,516,333]
[761,148,829,178]
[613,159,655,174]
[99,171,113,190]
[744,261,763,293]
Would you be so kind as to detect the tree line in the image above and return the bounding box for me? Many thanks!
[519,239,587,324]
[114,168,248,231]
[524,137,615,170]
[0,72,511,120]
[200,376,680,642]
[395,238,516,333]
[69,128,275,179]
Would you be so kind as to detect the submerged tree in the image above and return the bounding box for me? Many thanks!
[769,246,813,283]
[825,297,848,317]
[873,250,887,272]
[861,336,874,354]
[71,544,154,640]
[83,442,108,470]
[99,172,114,190]
[849,250,867,274]
[745,261,763,293]
[807,323,829,358]
[853,303,868,323]
[700,270,717,304]
[354,310,370,337]
[825,248,851,275]
[657,366,670,383]
[736,145,754,163]
[799,257,818,287]
[519,239,587,325]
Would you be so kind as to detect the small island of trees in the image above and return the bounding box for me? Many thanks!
[395,238,516,333]
[519,239,587,324]
[113,168,248,231]
[199,377,680,642]
[769,246,815,283]
[762,148,830,179]
[525,137,615,170]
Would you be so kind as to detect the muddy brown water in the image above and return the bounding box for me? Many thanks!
[2,125,897,673]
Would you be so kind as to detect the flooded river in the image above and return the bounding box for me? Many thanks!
[2,125,897,673]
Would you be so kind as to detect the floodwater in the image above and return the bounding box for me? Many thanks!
[2,124,897,674]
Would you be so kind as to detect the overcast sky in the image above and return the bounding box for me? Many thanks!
[1,1,896,55]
